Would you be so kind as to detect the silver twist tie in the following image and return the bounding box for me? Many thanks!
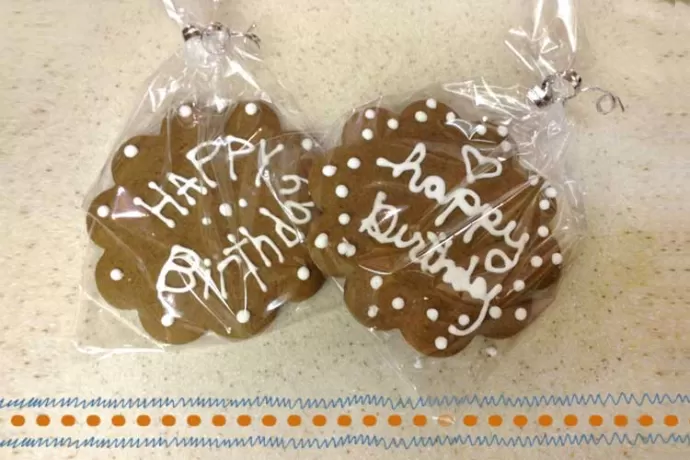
[182,22,261,53]
[529,69,625,115]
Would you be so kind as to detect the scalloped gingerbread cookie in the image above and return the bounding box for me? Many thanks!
[86,101,324,344]
[307,98,564,357]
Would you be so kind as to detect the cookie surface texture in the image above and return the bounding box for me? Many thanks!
[86,101,324,344]
[308,99,563,357]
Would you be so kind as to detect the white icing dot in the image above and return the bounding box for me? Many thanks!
[161,314,175,328]
[531,256,543,268]
[322,165,337,177]
[552,253,564,265]
[337,241,356,258]
[415,111,428,123]
[489,306,502,319]
[365,109,376,120]
[387,118,399,130]
[515,308,528,321]
[301,138,314,151]
[538,226,549,238]
[236,310,251,324]
[239,199,248,208]
[484,346,498,357]
[109,269,124,281]
[347,158,361,169]
[336,185,349,198]
[446,112,457,122]
[500,140,513,152]
[314,233,329,249]
[458,314,470,326]
[426,98,438,109]
[297,266,310,281]
[338,213,351,225]
[178,105,192,118]
[203,258,211,267]
[123,145,139,158]
[545,187,558,198]
[426,308,439,321]
[367,305,379,318]
[370,276,383,290]
[435,337,448,350]
[529,176,540,186]
[392,297,405,310]
[201,217,212,226]
[513,280,525,292]
[219,203,232,217]
[476,124,487,136]
[497,125,509,137]
[244,103,258,116]
[362,128,374,141]
[97,205,110,218]
[539,199,551,211]
[482,116,489,123]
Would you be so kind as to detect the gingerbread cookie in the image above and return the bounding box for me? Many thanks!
[307,99,563,357]
[86,101,324,344]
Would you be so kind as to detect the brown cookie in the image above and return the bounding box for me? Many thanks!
[86,101,325,345]
[308,98,564,357]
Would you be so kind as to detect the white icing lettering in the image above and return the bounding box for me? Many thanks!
[255,141,285,186]
[359,191,503,336]
[133,182,189,229]
[238,226,285,267]
[218,234,267,293]
[279,175,308,195]
[259,207,303,248]
[156,245,226,325]
[186,136,256,188]
[375,143,488,227]
[167,173,207,206]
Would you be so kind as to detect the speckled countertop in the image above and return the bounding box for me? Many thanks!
[0,0,688,459]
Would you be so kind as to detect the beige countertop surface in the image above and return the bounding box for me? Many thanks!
[1,0,688,458]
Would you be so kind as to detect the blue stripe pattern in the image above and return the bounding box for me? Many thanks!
[0,393,688,410]
[0,434,689,449]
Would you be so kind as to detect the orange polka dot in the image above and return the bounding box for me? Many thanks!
[36,415,50,427]
[589,415,603,427]
[61,415,75,427]
[337,415,351,427]
[437,415,455,427]
[136,415,151,427]
[664,415,678,427]
[161,415,176,427]
[463,415,478,427]
[262,415,277,427]
[639,415,653,427]
[413,415,427,427]
[538,415,553,427]
[86,415,101,427]
[513,415,528,427]
[388,415,402,427]
[362,415,377,427]
[488,415,503,427]
[614,415,628,427]
[212,415,226,427]
[287,415,301,427]
[564,415,578,427]
[312,415,327,427]
[111,415,126,427]
[187,415,201,427]
[237,415,252,427]
[11,415,25,427]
